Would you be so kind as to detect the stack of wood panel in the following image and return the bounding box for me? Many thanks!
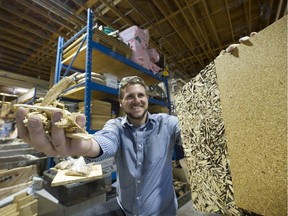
[0,165,37,200]
[63,28,132,61]
[75,72,106,86]
[0,192,38,216]
[174,15,287,216]
[79,99,111,130]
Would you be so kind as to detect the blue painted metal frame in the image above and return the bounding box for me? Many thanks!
[84,9,93,133]
[53,8,171,134]
[51,7,172,171]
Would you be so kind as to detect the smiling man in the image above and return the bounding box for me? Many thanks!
[16,75,183,216]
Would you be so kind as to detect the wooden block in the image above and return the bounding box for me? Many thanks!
[215,15,287,216]
[51,164,102,186]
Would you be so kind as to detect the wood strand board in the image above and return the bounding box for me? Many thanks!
[215,15,287,216]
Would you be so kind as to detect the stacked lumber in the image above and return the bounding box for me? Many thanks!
[75,72,106,86]
[0,192,38,216]
[79,99,111,130]
[63,28,132,61]
[174,62,240,215]
[0,165,37,200]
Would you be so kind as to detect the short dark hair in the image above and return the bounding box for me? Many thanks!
[118,76,146,99]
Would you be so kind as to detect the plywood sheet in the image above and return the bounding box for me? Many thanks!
[51,164,102,186]
[215,16,287,215]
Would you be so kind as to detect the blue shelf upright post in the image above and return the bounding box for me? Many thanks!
[55,36,64,83]
[84,8,93,134]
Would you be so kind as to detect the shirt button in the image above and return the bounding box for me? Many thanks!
[138,144,141,148]
[137,180,141,183]
[136,196,140,200]
[138,162,141,165]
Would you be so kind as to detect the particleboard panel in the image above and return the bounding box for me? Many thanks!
[215,16,287,216]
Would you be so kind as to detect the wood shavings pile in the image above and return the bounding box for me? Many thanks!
[174,61,241,215]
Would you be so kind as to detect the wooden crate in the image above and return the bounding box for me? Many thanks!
[215,15,287,215]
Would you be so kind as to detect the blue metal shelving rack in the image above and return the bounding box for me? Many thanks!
[54,8,172,135]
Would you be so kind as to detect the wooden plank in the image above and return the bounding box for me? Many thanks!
[0,148,38,157]
[13,192,27,203]
[16,195,34,211]
[16,88,36,104]
[215,15,287,216]
[0,165,37,188]
[0,203,17,215]
[51,164,102,186]
[0,182,32,200]
[19,199,38,216]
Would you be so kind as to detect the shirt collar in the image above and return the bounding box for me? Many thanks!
[121,112,157,128]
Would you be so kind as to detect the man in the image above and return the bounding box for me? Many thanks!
[16,76,182,216]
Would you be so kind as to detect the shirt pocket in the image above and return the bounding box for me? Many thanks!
[144,135,167,162]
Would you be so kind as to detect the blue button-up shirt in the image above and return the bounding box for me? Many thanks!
[86,112,182,216]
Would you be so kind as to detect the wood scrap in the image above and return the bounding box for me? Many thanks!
[65,156,92,177]
[14,74,93,141]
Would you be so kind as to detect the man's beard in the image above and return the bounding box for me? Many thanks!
[125,108,148,120]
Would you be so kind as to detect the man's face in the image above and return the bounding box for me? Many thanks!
[120,83,148,123]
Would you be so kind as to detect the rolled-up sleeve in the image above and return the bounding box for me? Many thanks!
[85,119,120,163]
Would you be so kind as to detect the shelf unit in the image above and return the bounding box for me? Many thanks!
[54,8,171,134]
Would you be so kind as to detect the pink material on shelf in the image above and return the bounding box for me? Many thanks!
[150,62,162,74]
[147,48,160,63]
[128,39,150,70]
[119,25,149,48]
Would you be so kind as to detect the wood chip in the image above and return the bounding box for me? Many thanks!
[174,61,241,215]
